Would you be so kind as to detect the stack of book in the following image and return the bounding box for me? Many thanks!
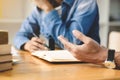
[0,30,12,72]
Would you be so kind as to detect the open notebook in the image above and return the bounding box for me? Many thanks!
[31,50,81,62]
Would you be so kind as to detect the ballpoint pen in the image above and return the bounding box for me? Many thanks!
[32,33,50,49]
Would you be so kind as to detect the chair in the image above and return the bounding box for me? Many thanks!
[108,31,120,51]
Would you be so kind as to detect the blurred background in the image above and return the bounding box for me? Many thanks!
[0,0,120,51]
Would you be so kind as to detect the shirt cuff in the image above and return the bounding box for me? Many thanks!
[14,39,29,50]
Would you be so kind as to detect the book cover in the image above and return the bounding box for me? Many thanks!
[0,30,8,44]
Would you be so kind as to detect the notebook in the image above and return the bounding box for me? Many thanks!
[31,50,81,62]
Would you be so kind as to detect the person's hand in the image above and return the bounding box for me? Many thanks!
[24,37,48,52]
[33,0,54,13]
[58,30,108,64]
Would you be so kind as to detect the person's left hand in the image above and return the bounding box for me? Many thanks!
[33,0,54,13]
[58,30,107,64]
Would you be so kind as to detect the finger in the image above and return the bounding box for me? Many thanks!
[72,30,90,44]
[31,37,49,50]
[58,35,75,51]
[32,41,47,50]
[58,35,68,42]
[32,37,45,44]
[31,45,40,51]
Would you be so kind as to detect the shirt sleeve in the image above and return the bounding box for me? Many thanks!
[13,8,40,50]
[41,0,99,48]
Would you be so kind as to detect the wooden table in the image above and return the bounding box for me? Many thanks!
[0,50,120,80]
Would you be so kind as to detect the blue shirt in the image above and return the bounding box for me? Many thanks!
[14,0,100,50]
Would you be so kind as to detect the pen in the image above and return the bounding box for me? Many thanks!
[32,33,50,49]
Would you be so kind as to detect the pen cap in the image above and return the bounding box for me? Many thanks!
[48,36,55,50]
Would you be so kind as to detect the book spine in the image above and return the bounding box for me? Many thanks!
[0,44,11,54]
[0,54,12,63]
[0,68,12,72]
[0,53,11,56]
[0,61,12,64]
[0,62,12,72]
[0,31,8,44]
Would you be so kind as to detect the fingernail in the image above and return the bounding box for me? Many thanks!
[72,30,76,33]
[45,47,48,50]
[58,35,62,39]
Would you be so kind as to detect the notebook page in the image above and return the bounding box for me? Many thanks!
[31,50,79,62]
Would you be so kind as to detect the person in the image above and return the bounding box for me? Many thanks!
[14,0,100,52]
[58,30,120,69]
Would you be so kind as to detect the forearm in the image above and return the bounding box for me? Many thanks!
[14,33,30,50]
[14,9,40,50]
[115,52,120,69]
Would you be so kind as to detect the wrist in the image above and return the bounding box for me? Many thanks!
[102,49,116,69]
[21,43,26,50]
[23,42,30,51]
[97,46,108,65]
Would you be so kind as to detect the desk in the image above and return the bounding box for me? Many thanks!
[0,51,120,80]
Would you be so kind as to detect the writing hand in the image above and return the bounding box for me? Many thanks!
[24,37,48,52]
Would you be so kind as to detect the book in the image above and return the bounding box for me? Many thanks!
[0,30,8,44]
[0,30,12,72]
[31,50,81,62]
[0,44,11,55]
[0,54,12,63]
[0,62,12,72]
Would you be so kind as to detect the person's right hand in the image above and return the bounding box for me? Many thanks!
[24,37,48,52]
